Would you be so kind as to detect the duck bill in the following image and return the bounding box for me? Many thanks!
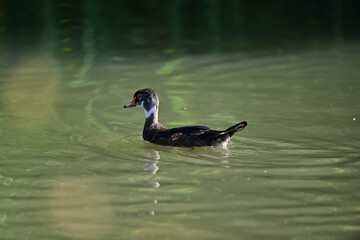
[124,97,136,108]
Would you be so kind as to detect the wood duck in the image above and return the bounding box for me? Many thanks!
[124,88,247,147]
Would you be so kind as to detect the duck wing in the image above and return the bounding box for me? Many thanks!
[149,126,221,146]
[168,126,211,136]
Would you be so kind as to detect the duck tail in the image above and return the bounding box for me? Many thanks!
[224,121,247,136]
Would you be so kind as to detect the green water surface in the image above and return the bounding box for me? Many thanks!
[0,46,359,240]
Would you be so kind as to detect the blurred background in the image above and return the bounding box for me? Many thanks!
[1,0,359,56]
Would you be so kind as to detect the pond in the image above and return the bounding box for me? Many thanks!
[0,44,359,239]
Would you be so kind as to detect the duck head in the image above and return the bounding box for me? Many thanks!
[124,88,159,119]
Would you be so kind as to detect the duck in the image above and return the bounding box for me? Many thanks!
[124,88,247,147]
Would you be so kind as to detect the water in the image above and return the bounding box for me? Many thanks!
[0,45,360,240]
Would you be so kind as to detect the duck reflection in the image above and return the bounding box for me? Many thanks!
[144,150,160,175]
[138,149,160,216]
[219,146,231,168]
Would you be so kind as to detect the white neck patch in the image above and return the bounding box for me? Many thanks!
[141,101,156,119]
[144,107,155,118]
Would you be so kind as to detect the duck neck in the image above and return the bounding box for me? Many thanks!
[143,105,159,132]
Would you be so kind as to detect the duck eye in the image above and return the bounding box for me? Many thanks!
[137,94,142,100]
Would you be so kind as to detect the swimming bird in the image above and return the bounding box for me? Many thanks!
[124,88,247,147]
